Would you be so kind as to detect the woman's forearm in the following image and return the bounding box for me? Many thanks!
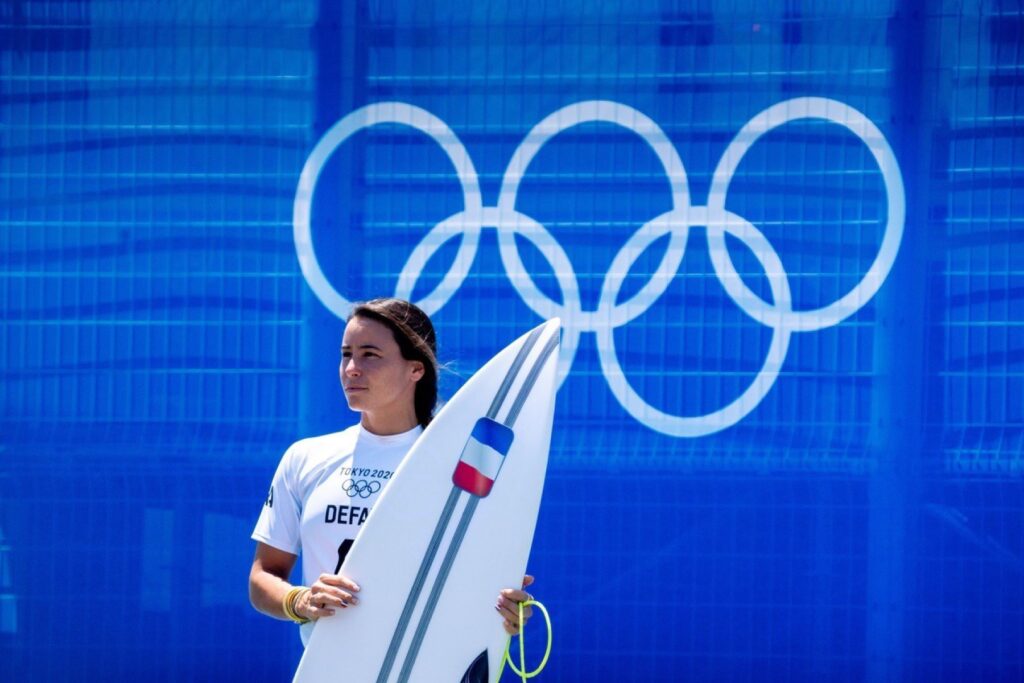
[249,567,297,620]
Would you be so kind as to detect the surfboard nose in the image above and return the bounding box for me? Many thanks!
[539,317,561,354]
[541,317,561,355]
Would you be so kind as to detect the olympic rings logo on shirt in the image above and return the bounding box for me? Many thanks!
[342,479,382,499]
[293,98,904,438]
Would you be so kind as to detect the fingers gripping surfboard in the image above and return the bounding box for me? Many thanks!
[293,319,560,683]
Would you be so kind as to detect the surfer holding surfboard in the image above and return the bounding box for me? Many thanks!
[248,298,534,647]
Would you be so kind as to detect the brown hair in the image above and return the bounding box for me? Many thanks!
[348,298,438,428]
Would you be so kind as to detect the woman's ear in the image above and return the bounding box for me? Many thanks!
[409,360,425,382]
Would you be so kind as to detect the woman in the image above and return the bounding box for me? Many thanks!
[249,298,533,646]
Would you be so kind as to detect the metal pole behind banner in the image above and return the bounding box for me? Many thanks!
[866,4,940,680]
[301,0,370,439]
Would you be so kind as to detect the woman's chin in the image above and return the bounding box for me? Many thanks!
[344,394,367,411]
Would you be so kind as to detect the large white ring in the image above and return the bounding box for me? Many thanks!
[293,102,482,318]
[706,97,905,332]
[497,100,691,330]
[596,208,792,437]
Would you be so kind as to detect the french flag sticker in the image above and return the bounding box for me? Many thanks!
[452,417,515,497]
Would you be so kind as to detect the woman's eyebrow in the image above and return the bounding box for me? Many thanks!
[341,344,384,351]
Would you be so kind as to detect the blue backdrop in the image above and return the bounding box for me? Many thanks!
[2,1,1022,681]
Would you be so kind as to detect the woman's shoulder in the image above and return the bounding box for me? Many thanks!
[275,424,362,492]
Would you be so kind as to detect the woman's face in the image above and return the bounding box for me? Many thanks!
[340,315,423,421]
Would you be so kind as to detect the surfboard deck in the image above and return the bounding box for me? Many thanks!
[294,318,561,683]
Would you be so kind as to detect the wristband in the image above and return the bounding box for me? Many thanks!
[283,586,310,624]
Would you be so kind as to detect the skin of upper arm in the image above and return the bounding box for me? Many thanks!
[253,541,297,577]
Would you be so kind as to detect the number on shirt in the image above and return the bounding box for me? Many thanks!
[334,539,354,574]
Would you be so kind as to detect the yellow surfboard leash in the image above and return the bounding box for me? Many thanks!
[498,599,552,681]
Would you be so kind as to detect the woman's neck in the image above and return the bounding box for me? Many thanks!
[360,410,419,436]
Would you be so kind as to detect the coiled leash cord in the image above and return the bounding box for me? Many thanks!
[497,599,552,681]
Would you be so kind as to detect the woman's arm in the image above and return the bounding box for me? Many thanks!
[249,542,301,620]
[249,541,361,621]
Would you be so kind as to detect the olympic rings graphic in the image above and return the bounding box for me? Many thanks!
[294,98,905,437]
[342,479,382,499]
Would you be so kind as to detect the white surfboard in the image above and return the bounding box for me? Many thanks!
[294,318,561,683]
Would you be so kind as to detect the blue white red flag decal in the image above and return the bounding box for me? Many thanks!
[452,418,515,497]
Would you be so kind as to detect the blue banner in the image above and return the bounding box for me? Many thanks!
[1,2,1021,681]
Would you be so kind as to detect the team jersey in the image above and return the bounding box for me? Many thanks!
[252,422,422,644]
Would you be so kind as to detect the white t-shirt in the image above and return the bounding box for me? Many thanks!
[252,422,422,643]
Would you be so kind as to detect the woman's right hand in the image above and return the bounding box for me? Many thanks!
[296,573,361,620]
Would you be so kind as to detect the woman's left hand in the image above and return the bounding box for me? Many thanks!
[495,574,534,635]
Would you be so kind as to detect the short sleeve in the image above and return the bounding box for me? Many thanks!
[251,443,303,555]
